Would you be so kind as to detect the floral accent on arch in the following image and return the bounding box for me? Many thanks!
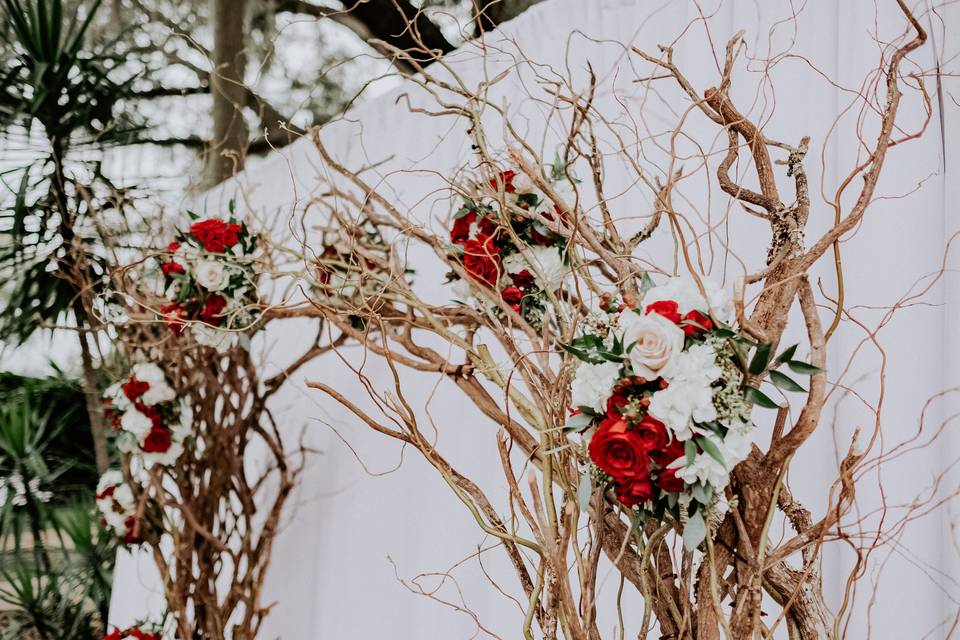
[103,623,164,640]
[566,276,819,549]
[447,164,576,328]
[104,363,191,468]
[96,470,140,544]
[157,212,258,353]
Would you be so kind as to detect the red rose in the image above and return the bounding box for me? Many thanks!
[633,415,669,452]
[681,310,714,336]
[511,269,535,290]
[657,467,685,493]
[135,403,163,429]
[122,516,141,544]
[122,377,150,402]
[199,294,227,325]
[167,241,181,252]
[450,210,495,245]
[650,438,686,467]
[160,261,185,276]
[190,218,242,253]
[615,475,654,507]
[96,486,116,500]
[160,303,186,335]
[645,299,682,324]
[142,426,172,453]
[605,393,629,419]
[589,418,650,481]
[104,630,123,640]
[501,286,523,313]
[461,233,501,287]
[489,170,517,193]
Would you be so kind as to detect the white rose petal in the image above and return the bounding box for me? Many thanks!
[193,324,236,353]
[618,311,685,380]
[132,363,176,406]
[570,361,621,412]
[194,259,229,292]
[503,246,567,292]
[120,409,154,441]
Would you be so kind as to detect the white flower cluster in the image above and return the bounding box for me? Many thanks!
[96,470,137,540]
[105,363,191,469]
[0,472,52,507]
[569,276,753,495]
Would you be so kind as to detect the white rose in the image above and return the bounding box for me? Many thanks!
[193,324,235,353]
[132,363,176,406]
[120,409,154,441]
[96,470,124,496]
[570,361,621,412]
[194,259,229,292]
[503,246,567,292]
[618,311,684,380]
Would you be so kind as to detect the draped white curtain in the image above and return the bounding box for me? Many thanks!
[110,1,960,637]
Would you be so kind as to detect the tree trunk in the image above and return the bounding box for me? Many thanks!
[207,0,250,184]
[78,321,110,474]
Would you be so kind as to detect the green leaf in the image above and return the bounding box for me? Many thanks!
[639,272,656,296]
[749,342,772,375]
[683,511,707,551]
[691,483,713,504]
[695,436,725,466]
[564,412,593,433]
[684,439,697,465]
[775,343,798,365]
[577,471,593,512]
[788,360,824,375]
[746,386,781,409]
[769,370,806,393]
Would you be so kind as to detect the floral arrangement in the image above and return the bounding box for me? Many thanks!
[103,624,163,640]
[157,213,258,352]
[96,470,139,543]
[448,165,574,327]
[567,276,818,548]
[104,362,191,468]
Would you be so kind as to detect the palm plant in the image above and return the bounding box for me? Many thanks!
[0,0,142,473]
[0,379,115,640]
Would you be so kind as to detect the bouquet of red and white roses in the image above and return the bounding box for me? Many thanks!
[96,470,140,543]
[157,212,258,352]
[566,276,818,548]
[447,164,574,328]
[104,362,191,468]
[103,623,164,640]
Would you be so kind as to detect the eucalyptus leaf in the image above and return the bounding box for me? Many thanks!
[577,471,593,512]
[691,483,713,504]
[695,436,725,466]
[685,439,697,465]
[683,511,707,551]
[564,412,593,433]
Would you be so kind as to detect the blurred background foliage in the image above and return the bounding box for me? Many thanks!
[0,0,544,635]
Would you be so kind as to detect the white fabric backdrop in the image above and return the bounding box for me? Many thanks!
[110,0,960,637]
